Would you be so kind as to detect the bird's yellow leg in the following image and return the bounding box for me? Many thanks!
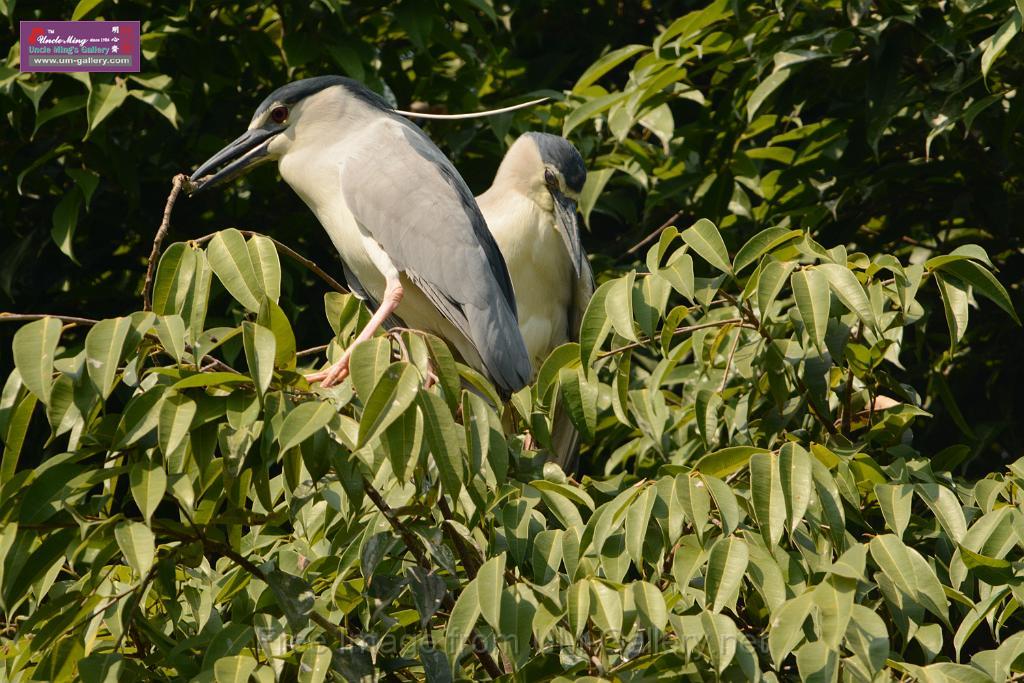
[306,280,404,388]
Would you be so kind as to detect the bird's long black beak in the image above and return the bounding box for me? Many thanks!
[551,190,585,279]
[188,126,280,194]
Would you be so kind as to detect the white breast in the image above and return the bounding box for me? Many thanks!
[478,190,572,373]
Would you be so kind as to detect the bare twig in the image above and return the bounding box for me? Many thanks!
[296,344,329,358]
[362,479,431,570]
[0,312,98,326]
[143,174,191,311]
[359,480,503,677]
[717,326,742,393]
[596,318,751,359]
[622,210,684,259]
[436,495,483,580]
[191,230,348,295]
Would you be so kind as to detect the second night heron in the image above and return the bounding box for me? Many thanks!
[188,76,532,396]
[477,133,595,468]
[477,133,594,372]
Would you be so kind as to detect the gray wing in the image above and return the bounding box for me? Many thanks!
[340,116,531,395]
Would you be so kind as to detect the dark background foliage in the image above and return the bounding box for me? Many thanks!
[2,0,1021,472]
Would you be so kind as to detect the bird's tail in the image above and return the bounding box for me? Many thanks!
[550,400,582,473]
[465,301,532,398]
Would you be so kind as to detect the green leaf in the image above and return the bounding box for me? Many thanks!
[129,459,166,524]
[874,483,913,539]
[114,521,155,578]
[702,611,738,673]
[358,362,421,447]
[78,653,125,683]
[702,474,741,535]
[734,228,802,274]
[813,576,856,648]
[768,591,814,666]
[86,81,128,136]
[750,452,785,546]
[128,89,179,128]
[158,392,195,460]
[817,263,876,329]
[154,315,186,363]
[870,534,949,624]
[2,394,37,485]
[277,401,335,452]
[477,553,506,631]
[242,322,276,398]
[563,91,625,137]
[779,443,812,533]
[579,279,615,370]
[604,272,638,342]
[589,579,623,634]
[791,268,830,348]
[257,299,297,370]
[579,167,614,228]
[747,69,791,121]
[705,536,748,613]
[572,44,649,93]
[444,579,480,663]
[152,243,196,316]
[567,579,590,637]
[71,0,105,20]
[298,645,332,683]
[12,317,62,405]
[247,235,281,304]
[757,257,795,318]
[51,188,82,262]
[85,316,132,399]
[207,229,263,311]
[349,337,393,398]
[796,640,838,683]
[661,251,695,301]
[631,581,668,632]
[681,219,732,274]
[936,271,970,349]
[936,259,1020,325]
[675,474,711,542]
[419,390,465,496]
[559,367,597,442]
[694,446,768,478]
[213,654,258,683]
[981,10,1022,79]
[916,483,968,543]
[171,371,249,390]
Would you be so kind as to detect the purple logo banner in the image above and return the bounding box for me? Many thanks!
[20,21,140,73]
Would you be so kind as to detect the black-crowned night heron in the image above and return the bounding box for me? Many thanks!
[477,133,595,468]
[188,76,532,396]
[477,133,594,372]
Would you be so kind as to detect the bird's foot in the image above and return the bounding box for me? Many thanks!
[305,352,352,388]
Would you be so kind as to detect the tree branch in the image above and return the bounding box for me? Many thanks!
[143,174,191,311]
[622,210,684,259]
[0,313,98,326]
[360,480,503,677]
[596,318,752,359]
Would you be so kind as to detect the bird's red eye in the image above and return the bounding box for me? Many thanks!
[544,169,558,188]
[270,106,289,124]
